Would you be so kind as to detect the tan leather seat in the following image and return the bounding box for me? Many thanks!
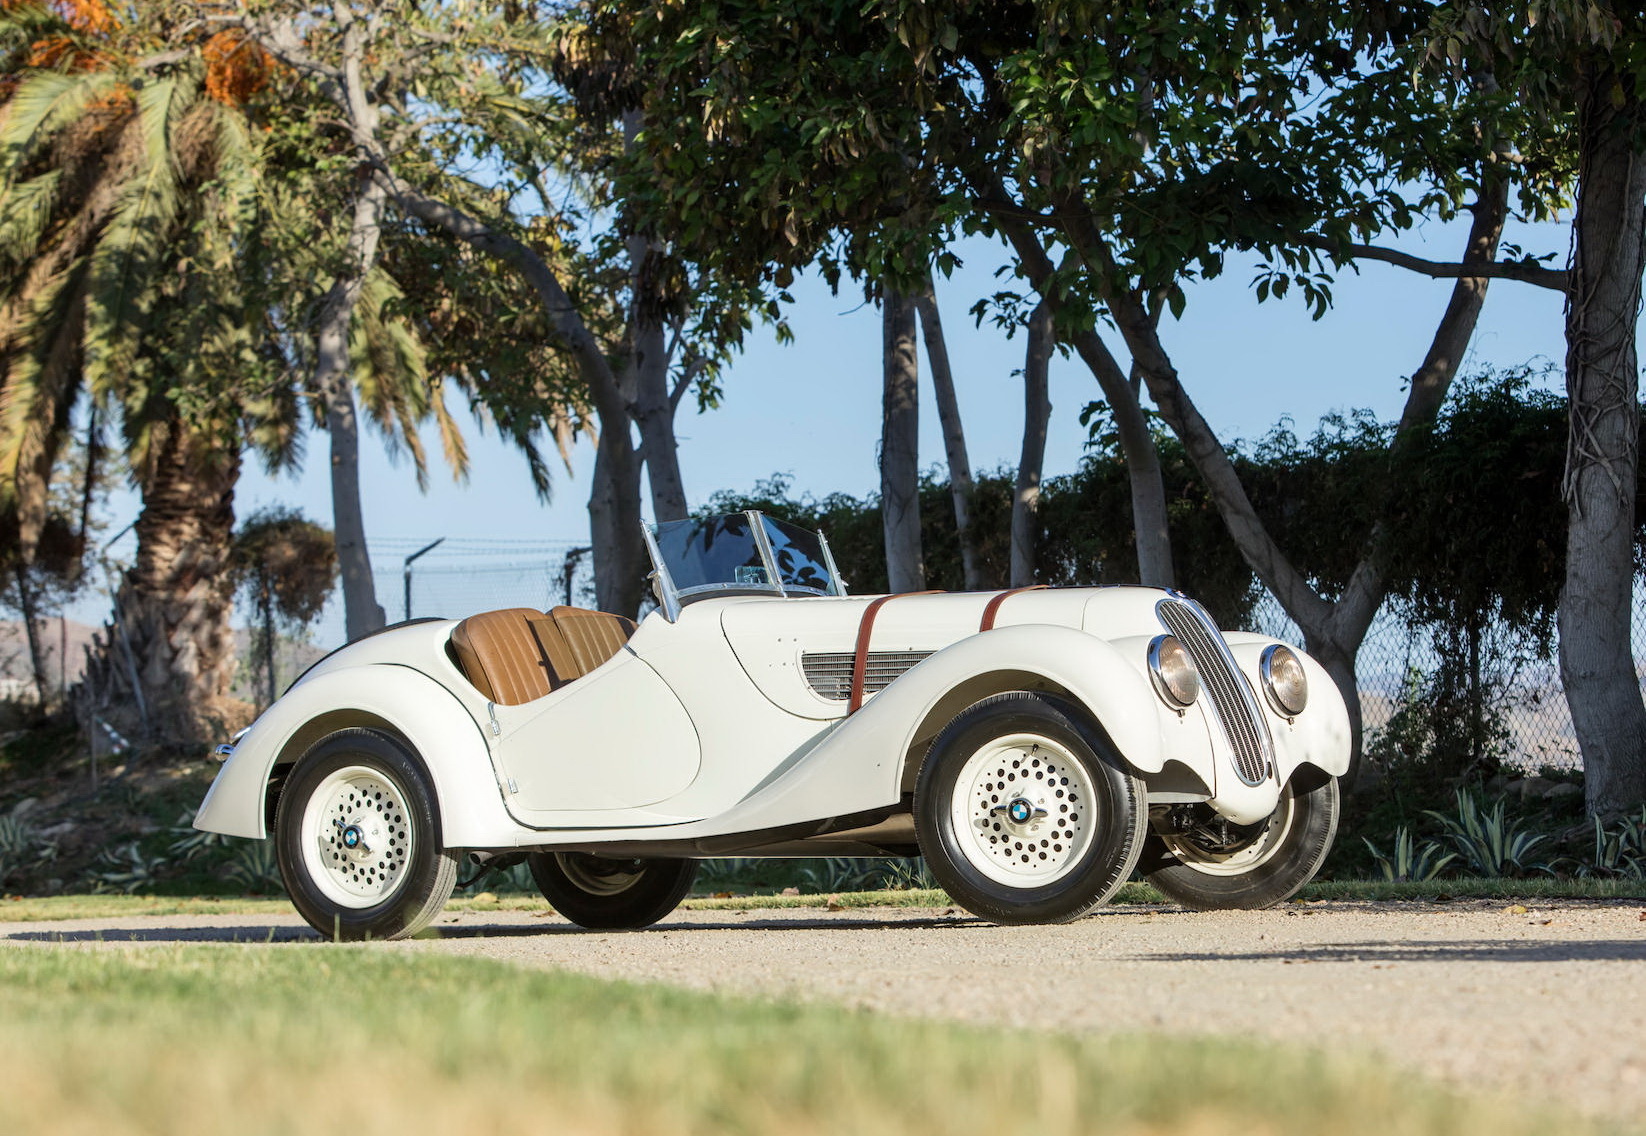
[541,606,636,680]
[450,608,556,706]
[450,605,636,705]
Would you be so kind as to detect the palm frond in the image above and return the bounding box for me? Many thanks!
[350,266,434,486]
[0,168,61,268]
[0,254,88,543]
[81,77,185,396]
[0,69,115,187]
[431,377,470,482]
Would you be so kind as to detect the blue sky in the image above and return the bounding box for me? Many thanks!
[233,216,1572,535]
[79,213,1578,629]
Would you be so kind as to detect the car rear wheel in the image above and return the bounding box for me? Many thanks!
[915,692,1147,925]
[526,852,698,929]
[1141,771,1339,910]
[274,729,458,941]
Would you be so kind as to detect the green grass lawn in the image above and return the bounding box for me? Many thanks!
[4,876,1642,924]
[0,946,1624,1136]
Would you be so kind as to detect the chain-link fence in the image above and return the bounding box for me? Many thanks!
[1241,589,1646,774]
[301,538,597,651]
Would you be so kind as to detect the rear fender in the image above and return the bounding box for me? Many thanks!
[193,664,520,847]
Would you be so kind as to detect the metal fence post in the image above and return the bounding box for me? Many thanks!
[402,538,445,622]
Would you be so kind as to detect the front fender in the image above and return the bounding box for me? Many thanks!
[846,624,1215,807]
[1225,636,1353,781]
[194,664,520,847]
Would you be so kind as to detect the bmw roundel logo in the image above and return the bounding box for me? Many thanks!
[1007,798,1033,824]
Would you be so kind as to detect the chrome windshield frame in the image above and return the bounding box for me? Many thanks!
[746,510,787,598]
[642,511,844,621]
[640,521,682,622]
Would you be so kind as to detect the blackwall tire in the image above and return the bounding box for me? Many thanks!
[1142,772,1339,911]
[527,853,698,929]
[274,728,458,941]
[914,692,1147,925]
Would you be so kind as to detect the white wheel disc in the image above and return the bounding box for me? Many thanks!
[300,765,415,909]
[1160,787,1298,876]
[949,732,1099,887]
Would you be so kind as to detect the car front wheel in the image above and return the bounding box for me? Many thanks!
[915,692,1147,925]
[274,728,459,941]
[526,852,698,929]
[1140,771,1339,910]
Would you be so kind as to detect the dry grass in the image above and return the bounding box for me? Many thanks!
[0,947,1624,1136]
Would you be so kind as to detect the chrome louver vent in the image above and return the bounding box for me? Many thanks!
[1157,599,1272,786]
[802,651,932,702]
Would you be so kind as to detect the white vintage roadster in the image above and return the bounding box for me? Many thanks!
[195,511,1350,939]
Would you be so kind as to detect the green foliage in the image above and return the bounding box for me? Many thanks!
[1423,791,1551,878]
[0,809,57,887]
[796,857,936,893]
[1361,826,1457,882]
[87,840,169,894]
[223,839,281,895]
[1570,808,1646,880]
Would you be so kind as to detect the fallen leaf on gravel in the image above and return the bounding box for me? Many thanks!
[825,895,844,911]
[1505,904,1529,915]
[1637,911,1646,922]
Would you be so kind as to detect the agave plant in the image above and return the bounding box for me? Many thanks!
[1362,826,1458,882]
[1575,807,1646,880]
[1423,791,1551,878]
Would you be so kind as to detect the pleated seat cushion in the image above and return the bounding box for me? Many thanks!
[449,608,557,706]
[450,606,637,706]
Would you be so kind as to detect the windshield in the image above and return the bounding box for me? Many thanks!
[644,511,843,617]
[653,513,772,593]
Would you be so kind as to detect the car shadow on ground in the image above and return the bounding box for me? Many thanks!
[1132,939,1646,964]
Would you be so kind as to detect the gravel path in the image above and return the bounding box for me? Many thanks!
[7,898,1646,1120]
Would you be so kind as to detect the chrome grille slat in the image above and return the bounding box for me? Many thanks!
[802,651,932,702]
[1157,599,1272,786]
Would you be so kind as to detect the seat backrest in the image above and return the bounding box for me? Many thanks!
[545,605,636,680]
[449,607,555,706]
[449,605,638,705]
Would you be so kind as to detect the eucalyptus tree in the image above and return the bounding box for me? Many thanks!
[591,0,1568,783]
[1424,1,1646,812]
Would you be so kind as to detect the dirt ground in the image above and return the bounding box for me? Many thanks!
[6,898,1645,1122]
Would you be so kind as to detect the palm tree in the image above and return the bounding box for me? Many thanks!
[0,3,295,741]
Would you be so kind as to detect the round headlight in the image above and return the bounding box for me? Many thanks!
[1148,635,1200,709]
[1260,644,1308,716]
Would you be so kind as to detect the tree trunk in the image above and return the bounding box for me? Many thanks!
[626,240,689,524]
[1560,60,1646,815]
[81,423,247,744]
[11,562,49,705]
[881,288,924,592]
[1012,299,1054,587]
[588,422,649,618]
[259,581,277,710]
[976,197,1174,585]
[316,176,389,642]
[914,277,985,589]
[1058,172,1504,792]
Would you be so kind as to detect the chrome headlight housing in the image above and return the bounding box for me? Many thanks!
[1148,635,1200,709]
[1260,644,1308,717]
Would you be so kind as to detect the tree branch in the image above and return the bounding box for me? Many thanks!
[1296,233,1568,291]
